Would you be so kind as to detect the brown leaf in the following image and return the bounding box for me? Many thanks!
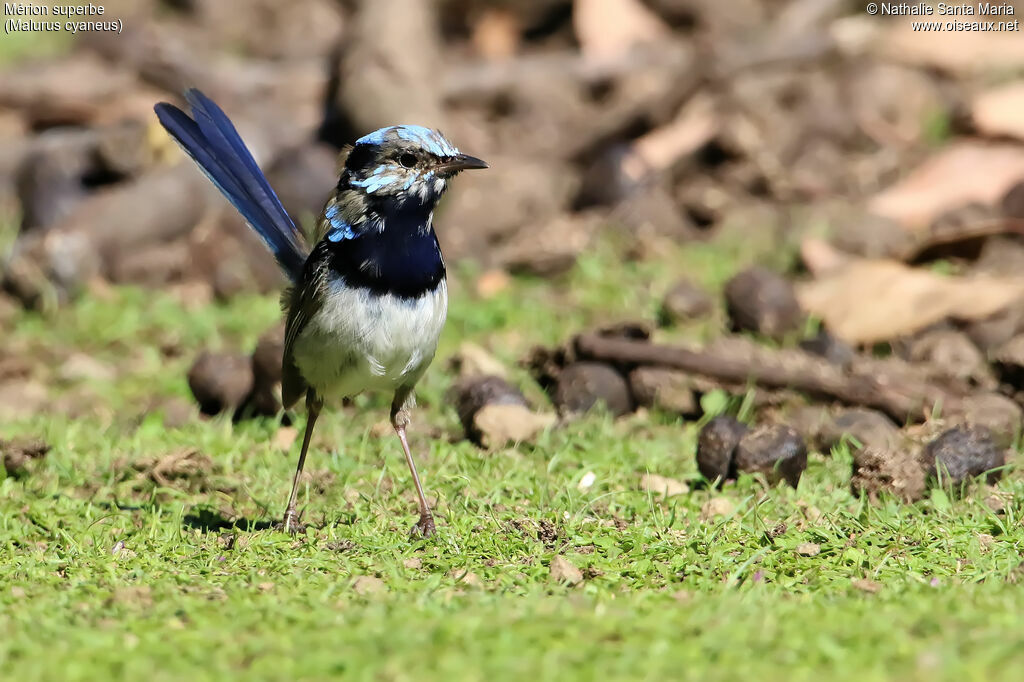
[869,142,1024,229]
[796,259,1024,345]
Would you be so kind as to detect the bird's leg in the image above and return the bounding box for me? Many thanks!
[391,391,435,538]
[281,390,322,534]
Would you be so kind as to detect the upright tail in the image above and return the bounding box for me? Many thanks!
[154,89,307,281]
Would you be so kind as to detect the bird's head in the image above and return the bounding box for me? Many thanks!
[342,125,487,205]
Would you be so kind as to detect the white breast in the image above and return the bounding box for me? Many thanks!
[292,279,448,400]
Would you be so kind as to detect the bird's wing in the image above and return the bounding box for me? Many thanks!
[281,243,330,409]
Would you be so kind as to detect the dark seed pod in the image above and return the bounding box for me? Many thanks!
[734,424,807,488]
[187,351,254,416]
[921,425,1004,491]
[696,415,748,485]
[724,267,804,339]
[552,362,633,417]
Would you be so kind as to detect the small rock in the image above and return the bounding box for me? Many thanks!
[921,425,1004,491]
[57,353,115,383]
[700,497,735,520]
[628,367,697,415]
[796,542,821,557]
[818,408,900,454]
[549,555,583,586]
[1,437,50,477]
[639,473,689,498]
[402,557,422,570]
[351,575,386,595]
[471,404,556,449]
[187,351,255,416]
[659,278,714,326]
[850,447,926,503]
[946,393,1022,449]
[696,415,748,485]
[724,267,805,339]
[552,362,633,417]
[734,424,807,488]
[448,342,508,380]
[452,375,530,446]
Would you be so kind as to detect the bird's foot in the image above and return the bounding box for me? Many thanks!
[275,511,307,535]
[409,513,436,539]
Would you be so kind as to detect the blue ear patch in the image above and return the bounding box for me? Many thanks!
[324,204,357,242]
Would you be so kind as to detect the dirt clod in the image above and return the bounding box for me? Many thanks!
[1,438,50,478]
[696,415,748,485]
[850,447,926,503]
[552,362,633,417]
[734,424,807,488]
[921,425,1005,491]
[724,267,804,339]
[187,351,254,416]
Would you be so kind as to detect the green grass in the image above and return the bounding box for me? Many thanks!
[2,237,1024,681]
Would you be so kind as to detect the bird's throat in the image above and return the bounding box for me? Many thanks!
[326,196,445,299]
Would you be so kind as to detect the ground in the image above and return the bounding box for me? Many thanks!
[3,225,1024,682]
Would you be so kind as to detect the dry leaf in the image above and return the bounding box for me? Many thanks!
[971,81,1024,142]
[869,142,1024,229]
[573,0,670,57]
[796,259,1024,344]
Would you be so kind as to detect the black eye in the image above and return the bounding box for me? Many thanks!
[399,153,417,168]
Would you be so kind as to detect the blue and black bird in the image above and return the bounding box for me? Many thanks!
[154,89,487,536]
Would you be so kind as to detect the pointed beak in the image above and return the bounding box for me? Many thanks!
[437,153,489,175]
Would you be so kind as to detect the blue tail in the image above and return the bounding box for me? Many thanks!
[154,89,307,281]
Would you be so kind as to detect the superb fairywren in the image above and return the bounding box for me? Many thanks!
[155,89,487,536]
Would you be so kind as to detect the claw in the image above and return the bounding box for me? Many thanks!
[409,513,436,539]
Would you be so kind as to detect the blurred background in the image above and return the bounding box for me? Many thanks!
[3,0,1024,428]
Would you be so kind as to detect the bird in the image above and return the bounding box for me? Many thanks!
[154,89,487,537]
